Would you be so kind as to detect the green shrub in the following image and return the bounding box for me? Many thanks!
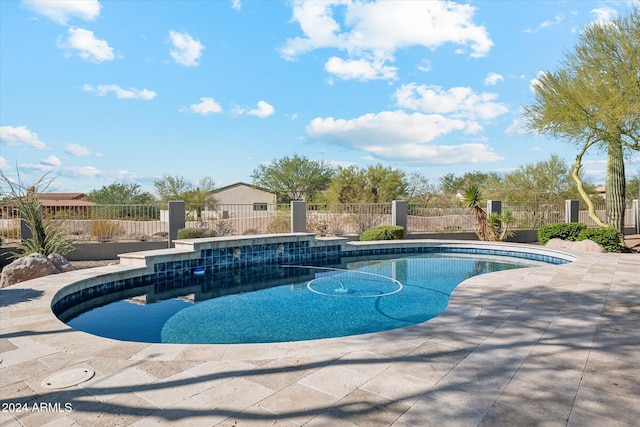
[359,225,404,241]
[577,227,622,252]
[177,228,218,239]
[537,223,587,246]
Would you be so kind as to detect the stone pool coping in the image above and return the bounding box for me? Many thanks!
[1,236,638,426]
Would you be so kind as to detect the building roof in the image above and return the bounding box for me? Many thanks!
[38,192,87,201]
[40,199,96,207]
[214,182,275,194]
[1,193,96,207]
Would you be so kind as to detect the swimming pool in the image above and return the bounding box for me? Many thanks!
[59,252,552,344]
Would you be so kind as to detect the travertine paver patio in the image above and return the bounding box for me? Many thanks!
[1,247,638,426]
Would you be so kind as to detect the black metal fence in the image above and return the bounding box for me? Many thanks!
[1,200,637,243]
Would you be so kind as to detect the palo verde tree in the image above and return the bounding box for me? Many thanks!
[523,7,640,234]
[251,154,334,202]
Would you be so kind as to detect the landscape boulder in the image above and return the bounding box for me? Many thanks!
[0,253,75,288]
[47,253,75,273]
[545,238,606,253]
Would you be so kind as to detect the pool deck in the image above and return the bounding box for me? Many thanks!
[1,247,638,426]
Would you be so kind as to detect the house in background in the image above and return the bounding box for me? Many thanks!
[199,182,277,221]
[0,192,95,218]
[213,182,277,210]
[37,193,96,216]
[163,183,278,224]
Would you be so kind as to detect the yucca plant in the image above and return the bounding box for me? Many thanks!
[1,170,74,257]
[461,182,490,241]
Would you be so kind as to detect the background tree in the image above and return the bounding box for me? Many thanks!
[364,164,408,203]
[325,165,363,203]
[153,175,217,220]
[326,164,407,203]
[182,177,216,206]
[523,7,640,233]
[182,177,217,218]
[406,171,437,204]
[626,176,639,201]
[498,155,576,203]
[251,154,334,202]
[86,182,155,204]
[440,171,501,198]
[153,174,193,203]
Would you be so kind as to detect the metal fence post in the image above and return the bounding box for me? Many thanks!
[565,200,579,223]
[291,200,307,233]
[487,200,502,216]
[168,200,185,247]
[392,200,408,237]
[633,199,639,234]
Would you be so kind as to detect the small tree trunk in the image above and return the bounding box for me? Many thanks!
[606,139,626,233]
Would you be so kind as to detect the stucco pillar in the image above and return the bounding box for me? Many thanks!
[168,200,185,247]
[291,200,307,233]
[392,200,408,237]
[565,200,579,223]
[487,200,502,216]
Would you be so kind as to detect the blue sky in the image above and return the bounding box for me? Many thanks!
[1,0,638,195]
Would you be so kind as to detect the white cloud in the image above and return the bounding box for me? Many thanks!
[65,143,102,157]
[83,84,156,100]
[41,155,62,166]
[306,81,509,165]
[524,13,564,33]
[416,59,432,73]
[18,162,56,174]
[281,0,492,81]
[540,13,564,28]
[0,125,47,150]
[70,166,103,177]
[484,72,504,86]
[590,7,618,25]
[394,83,509,120]
[529,71,547,92]
[581,159,607,182]
[0,156,9,171]
[505,118,528,136]
[169,30,205,67]
[188,97,222,115]
[231,0,241,11]
[327,159,357,169]
[57,28,114,63]
[306,110,503,165]
[324,56,398,81]
[247,101,275,118]
[22,0,101,25]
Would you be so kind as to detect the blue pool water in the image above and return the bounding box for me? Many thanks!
[65,253,549,344]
